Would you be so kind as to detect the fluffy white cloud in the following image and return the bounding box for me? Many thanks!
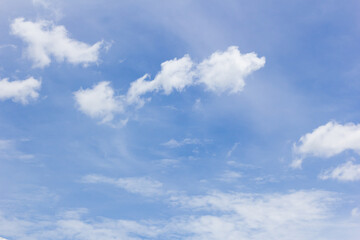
[0,77,41,104]
[126,55,194,106]
[126,46,265,105]
[75,46,264,123]
[197,46,265,93]
[292,121,360,168]
[11,18,103,68]
[74,82,124,123]
[82,174,163,196]
[319,161,360,181]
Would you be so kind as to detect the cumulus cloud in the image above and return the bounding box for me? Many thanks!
[126,46,265,105]
[74,82,124,123]
[292,121,360,168]
[0,77,41,104]
[11,18,103,68]
[197,46,265,93]
[82,174,163,196]
[126,55,194,106]
[75,46,264,123]
[319,161,360,181]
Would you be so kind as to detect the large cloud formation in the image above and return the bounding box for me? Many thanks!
[74,46,265,123]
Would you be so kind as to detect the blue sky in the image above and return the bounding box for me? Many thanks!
[0,0,360,239]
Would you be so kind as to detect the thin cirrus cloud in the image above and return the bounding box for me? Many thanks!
[10,18,104,68]
[74,46,265,123]
[162,138,200,148]
[0,77,41,105]
[81,174,163,197]
[319,161,360,182]
[291,121,360,168]
[0,139,34,162]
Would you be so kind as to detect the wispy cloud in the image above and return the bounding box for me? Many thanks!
[217,170,242,182]
[0,139,34,161]
[162,138,200,148]
[82,174,163,197]
[227,142,240,157]
[1,189,356,240]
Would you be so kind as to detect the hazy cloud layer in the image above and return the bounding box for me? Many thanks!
[1,190,358,240]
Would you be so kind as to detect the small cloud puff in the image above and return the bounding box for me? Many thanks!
[0,77,41,104]
[74,82,124,123]
[292,121,360,168]
[11,18,104,68]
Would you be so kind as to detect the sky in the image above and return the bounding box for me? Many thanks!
[0,0,360,239]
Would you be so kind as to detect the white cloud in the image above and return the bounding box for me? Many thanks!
[290,158,304,169]
[292,121,360,168]
[0,190,359,240]
[217,170,242,182]
[126,46,265,105]
[11,18,103,68]
[169,190,339,240]
[196,46,265,94]
[126,55,194,106]
[351,207,360,217]
[32,0,63,20]
[162,138,200,148]
[0,211,160,240]
[227,142,240,157]
[0,77,41,104]
[0,44,17,50]
[0,139,34,161]
[74,82,124,123]
[319,161,360,181]
[75,46,264,123]
[82,174,163,196]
